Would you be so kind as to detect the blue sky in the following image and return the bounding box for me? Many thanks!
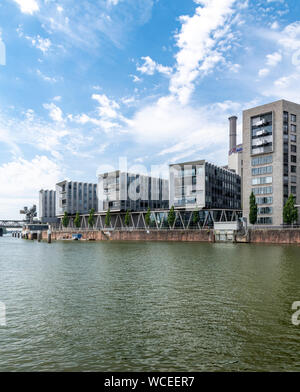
[1,0,300,218]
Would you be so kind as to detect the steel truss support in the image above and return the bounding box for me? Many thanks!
[56,209,242,231]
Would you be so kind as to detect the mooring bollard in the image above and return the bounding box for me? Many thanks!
[47,229,52,244]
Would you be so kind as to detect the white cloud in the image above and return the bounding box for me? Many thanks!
[32,36,51,53]
[258,68,270,78]
[0,156,61,219]
[270,21,279,30]
[43,103,64,122]
[36,69,59,83]
[130,74,142,83]
[266,51,282,66]
[124,95,240,165]
[0,108,69,158]
[169,0,238,104]
[92,94,120,119]
[258,52,282,77]
[13,0,39,15]
[137,56,172,76]
[17,27,52,54]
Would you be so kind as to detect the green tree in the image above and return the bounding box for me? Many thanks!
[249,192,258,225]
[168,206,176,228]
[124,210,130,227]
[88,208,95,228]
[74,212,81,228]
[283,194,298,225]
[192,209,200,225]
[145,207,151,227]
[62,211,69,228]
[105,208,111,227]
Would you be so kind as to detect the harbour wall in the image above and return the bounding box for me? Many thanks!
[42,229,214,242]
[40,228,300,244]
[248,229,300,244]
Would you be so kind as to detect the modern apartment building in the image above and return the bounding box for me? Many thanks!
[56,180,98,216]
[169,160,241,210]
[39,189,57,223]
[97,171,169,212]
[242,99,300,225]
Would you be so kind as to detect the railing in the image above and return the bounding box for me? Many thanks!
[251,225,300,230]
[53,227,213,232]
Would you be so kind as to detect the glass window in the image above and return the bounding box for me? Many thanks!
[256,196,273,204]
[291,186,297,194]
[251,113,273,155]
[291,124,297,133]
[291,145,297,153]
[252,155,273,166]
[252,166,273,175]
[252,186,273,195]
[257,217,273,224]
[258,207,273,214]
[252,176,272,185]
[291,176,297,183]
[291,134,297,142]
[291,166,297,173]
[291,155,297,163]
[291,114,297,122]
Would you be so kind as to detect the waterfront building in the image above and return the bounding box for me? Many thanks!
[97,171,169,212]
[39,190,57,223]
[169,160,241,210]
[56,180,98,216]
[242,99,300,226]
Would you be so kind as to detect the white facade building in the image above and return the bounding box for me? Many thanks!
[56,180,97,216]
[98,171,169,212]
[39,190,57,223]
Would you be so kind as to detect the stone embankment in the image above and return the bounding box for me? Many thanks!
[42,229,214,242]
[41,228,300,244]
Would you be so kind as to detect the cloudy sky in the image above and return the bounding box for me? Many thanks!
[0,0,300,219]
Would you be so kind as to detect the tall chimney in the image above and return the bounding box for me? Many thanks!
[229,116,237,151]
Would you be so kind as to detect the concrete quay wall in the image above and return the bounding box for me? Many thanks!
[41,229,300,244]
[42,229,214,242]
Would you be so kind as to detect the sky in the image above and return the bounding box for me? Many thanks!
[1,0,300,219]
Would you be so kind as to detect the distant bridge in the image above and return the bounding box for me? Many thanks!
[0,220,25,229]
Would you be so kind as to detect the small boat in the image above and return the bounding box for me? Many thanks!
[72,234,82,240]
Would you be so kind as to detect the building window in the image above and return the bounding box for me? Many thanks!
[256,196,273,204]
[283,111,289,123]
[291,186,297,194]
[291,155,297,163]
[258,207,273,214]
[291,124,297,133]
[252,155,273,166]
[257,217,273,224]
[251,113,273,155]
[252,166,273,175]
[291,166,297,173]
[252,176,272,185]
[252,186,273,195]
[291,114,297,122]
[291,175,297,183]
[291,134,297,142]
[291,145,297,153]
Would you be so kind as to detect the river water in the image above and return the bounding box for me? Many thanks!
[0,235,300,371]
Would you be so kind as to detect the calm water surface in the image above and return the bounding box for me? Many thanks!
[0,235,300,371]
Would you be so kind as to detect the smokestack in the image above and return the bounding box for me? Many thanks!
[229,116,237,151]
